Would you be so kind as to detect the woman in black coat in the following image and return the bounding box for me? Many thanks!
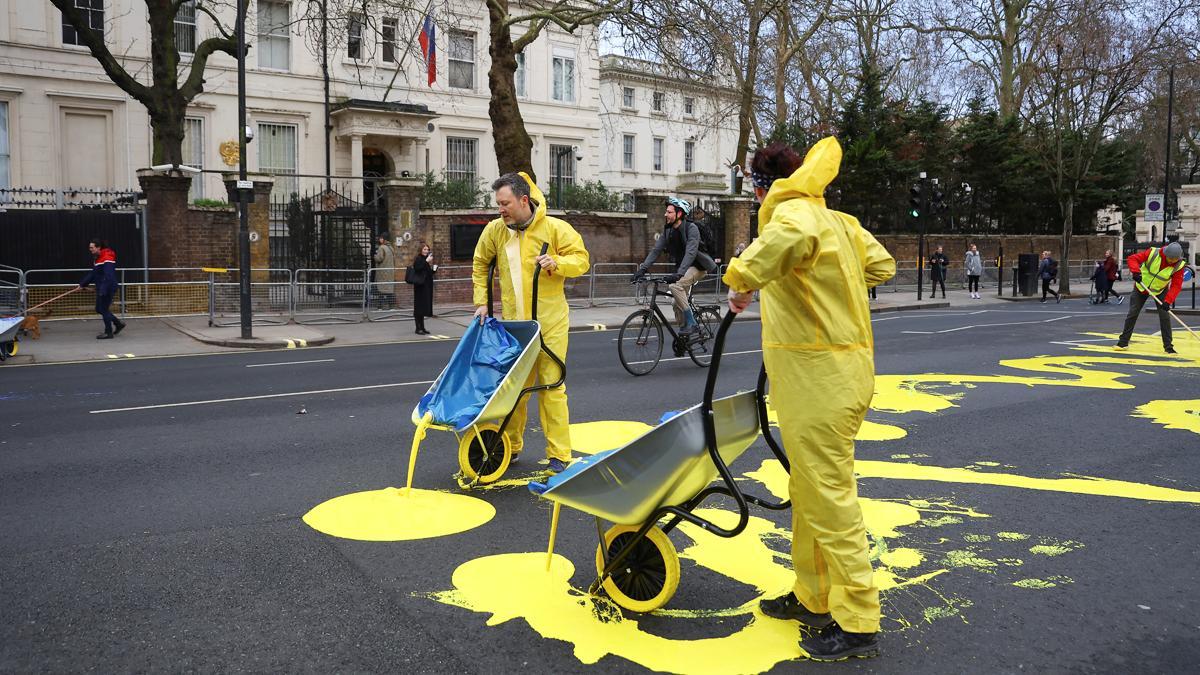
[412,242,437,334]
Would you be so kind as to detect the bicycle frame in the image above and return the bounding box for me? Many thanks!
[637,278,709,344]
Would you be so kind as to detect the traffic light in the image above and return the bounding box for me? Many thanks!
[909,185,922,219]
[932,188,946,214]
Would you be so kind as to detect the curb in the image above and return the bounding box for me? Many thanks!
[870,301,950,313]
[162,319,336,350]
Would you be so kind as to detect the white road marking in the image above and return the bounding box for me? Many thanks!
[90,379,434,414]
[625,348,762,366]
[902,315,1076,334]
[246,358,336,368]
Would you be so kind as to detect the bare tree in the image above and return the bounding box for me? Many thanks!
[51,0,248,165]
[1022,0,1194,294]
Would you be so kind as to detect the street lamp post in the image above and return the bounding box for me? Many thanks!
[235,0,252,339]
[1163,64,1176,233]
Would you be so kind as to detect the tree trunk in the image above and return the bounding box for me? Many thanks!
[733,5,764,193]
[488,2,535,180]
[150,106,186,165]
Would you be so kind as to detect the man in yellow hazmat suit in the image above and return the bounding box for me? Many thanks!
[725,138,895,661]
[472,172,590,473]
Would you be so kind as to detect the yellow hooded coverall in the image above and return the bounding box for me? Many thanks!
[472,174,591,461]
[723,138,895,634]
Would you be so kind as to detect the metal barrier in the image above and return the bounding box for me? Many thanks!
[0,264,24,316]
[209,269,292,326]
[120,268,211,318]
[430,265,483,316]
[366,267,412,321]
[24,269,101,319]
[293,269,366,324]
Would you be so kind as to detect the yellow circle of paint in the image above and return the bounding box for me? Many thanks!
[303,487,495,542]
[570,420,654,455]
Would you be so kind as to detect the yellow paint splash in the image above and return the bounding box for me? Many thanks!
[856,460,1200,504]
[943,550,997,572]
[1013,576,1074,590]
[1029,539,1083,557]
[880,548,924,569]
[1133,399,1200,436]
[763,394,906,440]
[570,420,655,455]
[430,552,806,673]
[303,488,495,541]
[997,532,1030,541]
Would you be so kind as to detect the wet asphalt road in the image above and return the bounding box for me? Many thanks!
[2,300,1199,673]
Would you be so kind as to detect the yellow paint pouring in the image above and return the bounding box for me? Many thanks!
[855,460,1200,504]
[303,488,495,542]
[1133,399,1200,436]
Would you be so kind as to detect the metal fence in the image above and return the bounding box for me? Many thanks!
[4,259,1195,326]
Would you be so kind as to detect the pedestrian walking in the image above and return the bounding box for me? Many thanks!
[1039,250,1060,303]
[928,246,949,298]
[726,138,895,661]
[411,242,437,335]
[965,244,983,299]
[1115,242,1187,354]
[471,173,590,474]
[372,234,397,309]
[77,238,126,339]
[1102,249,1123,304]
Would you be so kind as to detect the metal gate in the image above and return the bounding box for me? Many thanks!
[270,189,386,275]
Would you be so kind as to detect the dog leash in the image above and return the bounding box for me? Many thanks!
[2,287,80,318]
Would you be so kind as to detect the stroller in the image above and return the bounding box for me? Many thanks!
[530,312,792,612]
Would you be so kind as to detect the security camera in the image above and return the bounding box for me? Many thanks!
[244,125,255,143]
[573,145,582,162]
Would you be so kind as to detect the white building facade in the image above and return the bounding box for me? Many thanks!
[0,1,740,212]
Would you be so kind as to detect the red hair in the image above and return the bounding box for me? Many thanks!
[751,142,803,179]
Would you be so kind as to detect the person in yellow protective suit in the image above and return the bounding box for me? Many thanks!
[472,172,590,473]
[725,138,895,662]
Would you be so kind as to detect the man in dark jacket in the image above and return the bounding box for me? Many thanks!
[78,239,126,339]
[635,197,717,332]
[928,246,949,298]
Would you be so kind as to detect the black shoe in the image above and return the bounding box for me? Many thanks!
[1056,294,1061,303]
[759,592,833,628]
[1165,346,1177,354]
[113,320,126,335]
[96,332,113,340]
[800,623,880,662]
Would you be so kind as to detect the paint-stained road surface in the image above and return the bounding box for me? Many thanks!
[3,302,1199,672]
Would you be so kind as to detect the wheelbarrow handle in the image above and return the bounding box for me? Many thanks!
[531,242,549,322]
[486,258,496,318]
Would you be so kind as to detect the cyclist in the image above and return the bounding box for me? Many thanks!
[633,197,717,333]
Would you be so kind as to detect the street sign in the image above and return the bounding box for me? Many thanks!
[1145,193,1164,221]
[248,231,260,243]
[236,180,253,190]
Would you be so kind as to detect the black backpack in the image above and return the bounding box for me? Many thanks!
[692,218,717,256]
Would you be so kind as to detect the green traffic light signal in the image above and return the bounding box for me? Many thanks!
[909,208,920,218]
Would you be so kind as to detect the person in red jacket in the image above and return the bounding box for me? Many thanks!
[78,239,126,339]
[1101,250,1123,304]
[1115,242,1186,354]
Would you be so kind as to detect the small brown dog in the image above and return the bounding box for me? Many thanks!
[19,313,42,339]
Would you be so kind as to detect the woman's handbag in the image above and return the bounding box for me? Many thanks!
[404,266,417,284]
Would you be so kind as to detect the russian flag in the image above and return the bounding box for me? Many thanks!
[418,15,436,85]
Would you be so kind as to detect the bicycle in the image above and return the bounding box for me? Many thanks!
[618,275,722,376]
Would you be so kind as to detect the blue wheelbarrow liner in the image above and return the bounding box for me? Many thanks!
[533,312,794,612]
[405,244,566,487]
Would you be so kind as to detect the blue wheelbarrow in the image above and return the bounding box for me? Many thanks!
[0,316,21,362]
[531,312,792,611]
[405,244,566,487]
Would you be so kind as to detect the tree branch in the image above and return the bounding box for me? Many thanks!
[50,0,151,103]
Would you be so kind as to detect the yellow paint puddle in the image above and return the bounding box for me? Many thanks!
[1029,538,1083,557]
[997,532,1030,541]
[880,548,924,569]
[570,420,654,455]
[943,550,997,572]
[303,488,495,541]
[1013,576,1074,590]
[1133,399,1200,436]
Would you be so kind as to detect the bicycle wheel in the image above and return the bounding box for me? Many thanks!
[618,309,663,376]
[687,307,722,367]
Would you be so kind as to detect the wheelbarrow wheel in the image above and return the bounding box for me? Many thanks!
[595,524,680,613]
[457,424,511,485]
[0,340,15,360]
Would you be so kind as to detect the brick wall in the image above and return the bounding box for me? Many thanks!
[139,172,237,280]
[875,234,1121,267]
[418,209,649,264]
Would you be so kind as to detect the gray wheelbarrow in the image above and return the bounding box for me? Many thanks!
[531,311,792,611]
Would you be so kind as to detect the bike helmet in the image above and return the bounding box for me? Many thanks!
[666,196,692,217]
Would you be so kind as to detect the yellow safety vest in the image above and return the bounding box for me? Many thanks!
[1140,248,1183,295]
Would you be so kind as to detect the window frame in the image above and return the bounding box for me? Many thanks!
[622,134,635,171]
[174,0,197,55]
[548,143,577,188]
[182,116,204,200]
[62,0,105,47]
[448,30,476,90]
[347,12,365,61]
[684,140,695,173]
[652,137,664,172]
[684,96,695,117]
[515,52,527,98]
[381,17,398,63]
[256,1,292,71]
[621,86,635,109]
[256,121,299,199]
[652,91,665,113]
[445,136,478,185]
[0,100,10,191]
[551,51,576,103]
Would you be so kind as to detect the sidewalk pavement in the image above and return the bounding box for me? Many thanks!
[14,284,1181,365]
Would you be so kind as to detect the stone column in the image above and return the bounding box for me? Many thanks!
[412,138,428,174]
[380,177,427,260]
[632,188,668,253]
[138,169,194,280]
[223,173,275,281]
[350,134,364,179]
[717,196,754,263]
